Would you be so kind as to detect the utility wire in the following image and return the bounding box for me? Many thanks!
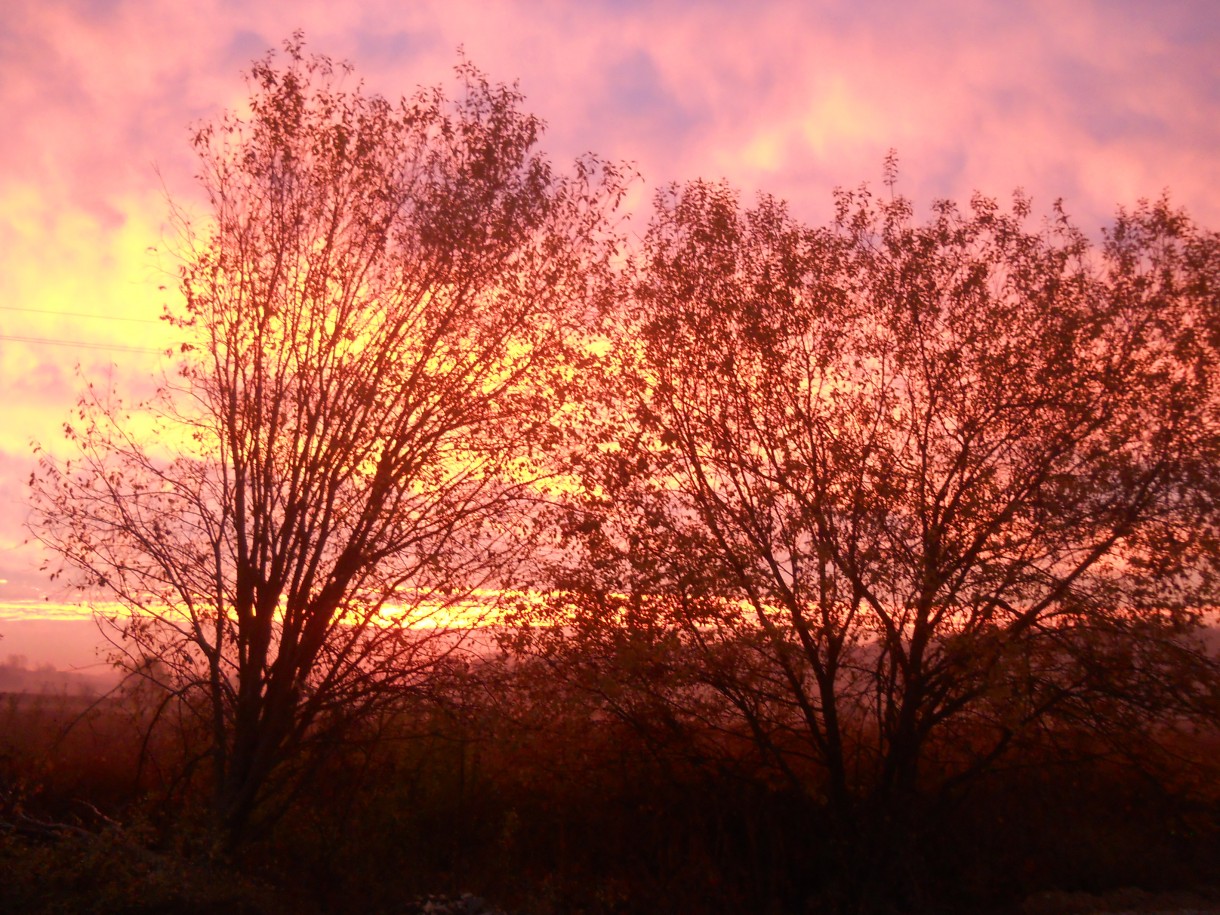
[0,305,162,324]
[0,334,164,355]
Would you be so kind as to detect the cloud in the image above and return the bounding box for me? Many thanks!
[2,0,1218,633]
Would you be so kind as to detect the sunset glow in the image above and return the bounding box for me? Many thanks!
[3,1,1218,669]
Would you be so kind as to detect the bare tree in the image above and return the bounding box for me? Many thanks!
[538,178,1220,903]
[30,36,626,846]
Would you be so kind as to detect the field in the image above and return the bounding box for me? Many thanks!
[2,644,1219,915]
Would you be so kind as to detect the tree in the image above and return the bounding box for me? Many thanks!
[30,36,625,846]
[538,178,1220,905]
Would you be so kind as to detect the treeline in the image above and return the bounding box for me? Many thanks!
[13,34,1220,914]
[0,654,117,696]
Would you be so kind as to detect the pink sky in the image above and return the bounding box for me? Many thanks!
[2,0,1218,666]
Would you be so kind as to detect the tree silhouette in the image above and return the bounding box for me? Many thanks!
[30,35,625,846]
[540,178,1220,904]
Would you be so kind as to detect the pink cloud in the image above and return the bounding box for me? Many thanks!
[2,0,1217,657]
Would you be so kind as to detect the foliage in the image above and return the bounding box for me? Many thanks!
[29,35,626,845]
[2,644,1219,913]
[531,177,1220,902]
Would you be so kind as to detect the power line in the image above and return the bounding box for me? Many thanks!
[0,334,165,355]
[0,305,162,324]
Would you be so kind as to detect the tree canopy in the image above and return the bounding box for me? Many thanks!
[532,177,1220,901]
[30,37,626,844]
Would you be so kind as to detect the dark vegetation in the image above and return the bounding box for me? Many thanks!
[3,646,1220,913]
[11,35,1220,914]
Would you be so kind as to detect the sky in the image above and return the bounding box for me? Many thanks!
[2,0,1218,667]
